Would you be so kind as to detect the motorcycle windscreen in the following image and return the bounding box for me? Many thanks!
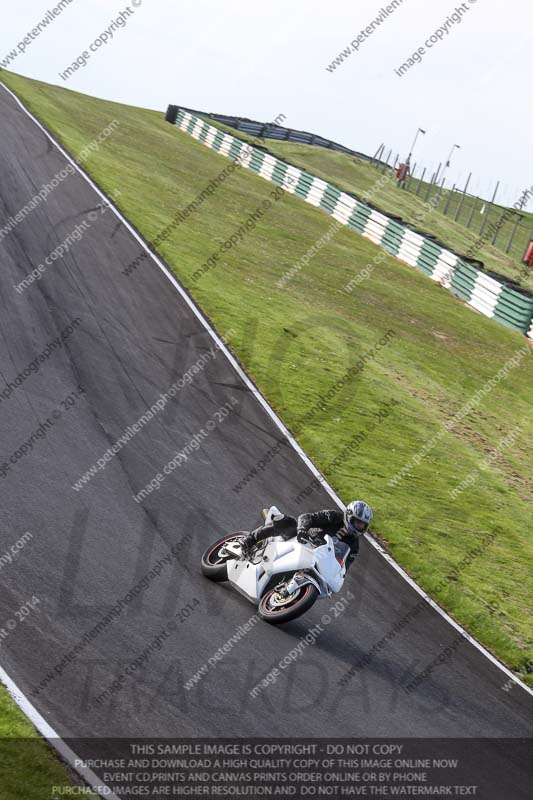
[314,541,345,592]
[333,539,350,565]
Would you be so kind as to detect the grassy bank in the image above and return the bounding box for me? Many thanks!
[199,116,533,294]
[1,69,531,700]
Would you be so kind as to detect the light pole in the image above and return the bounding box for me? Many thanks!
[406,127,426,166]
[438,144,461,181]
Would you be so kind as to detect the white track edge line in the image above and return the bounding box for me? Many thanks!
[0,661,121,798]
[0,84,530,779]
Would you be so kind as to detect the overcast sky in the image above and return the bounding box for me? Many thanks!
[2,0,532,207]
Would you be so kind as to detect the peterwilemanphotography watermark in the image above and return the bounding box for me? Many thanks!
[326,0,409,73]
[0,120,120,242]
[0,531,33,574]
[0,0,78,69]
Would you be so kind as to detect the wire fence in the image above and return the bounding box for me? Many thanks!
[373,151,533,265]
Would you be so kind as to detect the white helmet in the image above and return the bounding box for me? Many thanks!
[344,500,373,536]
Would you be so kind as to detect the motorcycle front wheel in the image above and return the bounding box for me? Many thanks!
[201,533,247,582]
[258,583,319,624]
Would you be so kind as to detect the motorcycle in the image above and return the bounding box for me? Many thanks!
[201,506,350,624]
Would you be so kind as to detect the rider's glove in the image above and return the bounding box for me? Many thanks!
[240,533,256,554]
[298,529,324,546]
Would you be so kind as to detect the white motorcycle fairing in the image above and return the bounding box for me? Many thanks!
[225,533,346,604]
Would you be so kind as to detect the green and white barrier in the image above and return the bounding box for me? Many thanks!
[172,109,533,340]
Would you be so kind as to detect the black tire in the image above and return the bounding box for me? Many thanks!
[258,583,319,624]
[201,533,247,582]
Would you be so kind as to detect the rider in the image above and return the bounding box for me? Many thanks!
[241,500,373,571]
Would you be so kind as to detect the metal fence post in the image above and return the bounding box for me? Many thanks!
[491,210,507,246]
[416,167,426,197]
[505,213,523,254]
[443,184,456,215]
[479,181,500,238]
[436,177,447,208]
[424,173,435,202]
[372,143,384,166]
[466,196,479,229]
[454,172,472,223]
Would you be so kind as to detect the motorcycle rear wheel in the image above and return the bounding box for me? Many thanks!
[258,583,319,624]
[201,533,247,581]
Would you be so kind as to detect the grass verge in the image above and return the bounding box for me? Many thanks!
[0,681,97,798]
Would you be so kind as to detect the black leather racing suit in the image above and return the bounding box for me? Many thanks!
[246,509,360,570]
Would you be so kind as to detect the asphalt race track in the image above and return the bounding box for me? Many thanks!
[0,85,532,783]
